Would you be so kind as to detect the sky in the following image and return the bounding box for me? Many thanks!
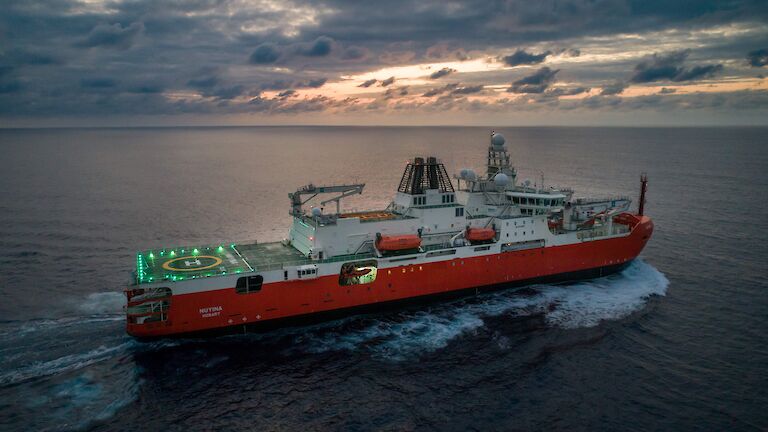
[1,0,768,127]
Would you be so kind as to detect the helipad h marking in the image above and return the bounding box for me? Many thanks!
[162,255,223,272]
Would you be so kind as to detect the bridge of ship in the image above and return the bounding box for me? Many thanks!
[135,242,313,285]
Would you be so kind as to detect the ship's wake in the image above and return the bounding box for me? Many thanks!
[291,259,668,360]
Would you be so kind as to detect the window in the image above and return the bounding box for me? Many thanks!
[236,275,263,294]
[455,207,464,217]
[339,260,378,286]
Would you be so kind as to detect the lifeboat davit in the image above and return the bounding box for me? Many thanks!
[465,227,495,242]
[376,234,422,251]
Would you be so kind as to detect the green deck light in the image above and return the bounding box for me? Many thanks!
[217,245,224,252]
[170,250,176,256]
[193,248,199,254]
[149,252,154,259]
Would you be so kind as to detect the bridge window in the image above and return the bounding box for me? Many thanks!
[455,207,464,217]
[236,275,263,294]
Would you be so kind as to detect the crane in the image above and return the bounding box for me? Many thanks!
[289,183,365,217]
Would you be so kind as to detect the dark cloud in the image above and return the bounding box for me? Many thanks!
[249,43,281,64]
[508,67,559,93]
[659,87,676,94]
[384,86,409,98]
[297,36,334,57]
[307,78,328,88]
[80,77,118,88]
[259,77,328,91]
[451,85,484,95]
[746,48,767,67]
[77,22,144,49]
[380,76,396,86]
[128,84,164,94]
[0,81,21,94]
[210,85,245,100]
[547,86,590,96]
[600,81,627,95]
[422,83,459,97]
[429,67,456,79]
[342,46,367,60]
[187,76,219,89]
[501,49,551,67]
[277,89,297,99]
[630,50,723,83]
[2,49,59,66]
[2,0,767,120]
[358,79,377,88]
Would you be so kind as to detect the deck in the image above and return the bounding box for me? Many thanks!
[135,241,311,285]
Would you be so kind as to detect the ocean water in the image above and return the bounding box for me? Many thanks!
[0,126,766,431]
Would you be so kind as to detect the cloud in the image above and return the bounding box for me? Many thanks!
[0,81,21,94]
[80,77,117,88]
[187,76,219,89]
[630,50,723,83]
[422,83,459,97]
[3,0,768,121]
[507,67,559,93]
[297,36,334,57]
[429,67,456,79]
[746,49,768,67]
[249,43,281,64]
[211,85,245,100]
[77,22,144,49]
[380,76,395,86]
[342,46,367,60]
[306,78,327,88]
[451,85,484,95]
[384,86,409,98]
[547,86,590,96]
[600,81,627,95]
[358,79,377,88]
[277,89,297,98]
[659,87,676,94]
[501,49,551,67]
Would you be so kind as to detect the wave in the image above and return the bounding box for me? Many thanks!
[0,341,135,387]
[78,291,125,315]
[295,259,668,360]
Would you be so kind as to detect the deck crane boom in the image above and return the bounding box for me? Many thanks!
[289,183,365,217]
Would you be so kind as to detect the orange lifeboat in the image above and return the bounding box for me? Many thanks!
[376,234,422,251]
[466,227,495,242]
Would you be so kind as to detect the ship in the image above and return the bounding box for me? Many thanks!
[125,132,653,338]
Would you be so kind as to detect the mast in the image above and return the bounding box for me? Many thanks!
[638,173,648,216]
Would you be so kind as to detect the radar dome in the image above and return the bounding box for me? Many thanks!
[465,169,477,180]
[460,168,469,178]
[493,173,509,188]
[311,207,322,217]
[491,133,506,148]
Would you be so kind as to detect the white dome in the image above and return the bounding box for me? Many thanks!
[491,133,506,148]
[493,173,509,188]
[465,169,477,180]
[460,168,469,178]
[311,207,322,217]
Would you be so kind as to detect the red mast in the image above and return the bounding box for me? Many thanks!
[638,173,648,216]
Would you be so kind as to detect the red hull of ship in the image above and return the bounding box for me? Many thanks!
[127,216,653,338]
